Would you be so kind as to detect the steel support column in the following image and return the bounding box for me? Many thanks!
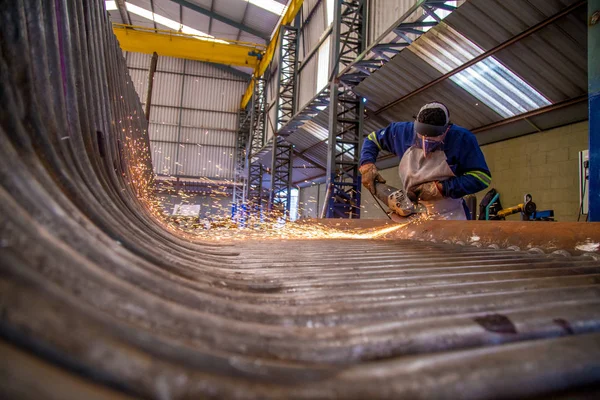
[246,78,267,212]
[144,52,158,121]
[324,0,366,219]
[233,108,250,215]
[269,25,299,215]
[269,141,294,214]
[589,2,600,221]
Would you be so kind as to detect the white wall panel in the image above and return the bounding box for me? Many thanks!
[298,55,318,108]
[148,123,179,142]
[178,145,234,179]
[180,110,237,131]
[149,106,180,124]
[157,56,185,73]
[153,72,183,107]
[186,59,247,79]
[266,67,279,106]
[180,128,236,147]
[182,75,244,110]
[266,103,277,142]
[126,52,151,69]
[298,184,321,219]
[150,142,176,176]
[129,54,246,180]
[300,0,327,60]
[368,0,421,45]
[129,68,149,103]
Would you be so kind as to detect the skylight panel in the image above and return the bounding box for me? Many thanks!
[410,25,551,118]
[105,1,117,11]
[326,0,335,26]
[450,59,551,118]
[316,37,331,93]
[247,0,286,16]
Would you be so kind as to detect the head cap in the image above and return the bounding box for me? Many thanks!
[414,102,450,137]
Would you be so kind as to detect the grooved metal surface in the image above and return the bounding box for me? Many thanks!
[2,0,600,399]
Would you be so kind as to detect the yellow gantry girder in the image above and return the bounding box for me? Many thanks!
[240,0,304,108]
[112,24,266,68]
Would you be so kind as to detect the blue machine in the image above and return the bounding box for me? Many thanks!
[482,192,554,221]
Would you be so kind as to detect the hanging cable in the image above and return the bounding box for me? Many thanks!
[368,188,392,220]
[578,167,588,222]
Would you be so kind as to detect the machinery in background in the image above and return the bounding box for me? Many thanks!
[479,190,554,221]
[578,150,589,221]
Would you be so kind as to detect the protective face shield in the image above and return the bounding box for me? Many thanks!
[413,102,450,157]
[415,129,447,157]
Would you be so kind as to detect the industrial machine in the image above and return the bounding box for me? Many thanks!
[481,191,554,221]
[579,150,589,220]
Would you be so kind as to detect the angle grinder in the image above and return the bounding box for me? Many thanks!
[373,182,424,220]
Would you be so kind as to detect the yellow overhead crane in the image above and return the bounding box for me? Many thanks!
[112,24,266,69]
[240,0,304,108]
[111,0,304,108]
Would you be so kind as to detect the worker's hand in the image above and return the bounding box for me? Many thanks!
[359,163,386,195]
[411,181,444,201]
[407,190,418,203]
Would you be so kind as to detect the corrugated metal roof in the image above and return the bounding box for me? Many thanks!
[372,79,504,130]
[354,0,588,145]
[252,0,586,185]
[354,50,443,110]
[107,0,287,45]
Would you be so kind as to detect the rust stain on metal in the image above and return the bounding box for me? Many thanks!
[473,314,518,334]
[554,318,575,335]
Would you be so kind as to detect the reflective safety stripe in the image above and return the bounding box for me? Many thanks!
[466,171,491,186]
[367,132,382,150]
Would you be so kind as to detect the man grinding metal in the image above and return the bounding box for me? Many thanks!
[359,102,492,220]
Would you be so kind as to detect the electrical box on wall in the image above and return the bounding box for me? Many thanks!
[579,150,589,216]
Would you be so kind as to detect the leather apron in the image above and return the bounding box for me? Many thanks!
[398,146,466,220]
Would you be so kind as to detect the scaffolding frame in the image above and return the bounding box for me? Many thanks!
[269,25,299,214]
[323,0,366,218]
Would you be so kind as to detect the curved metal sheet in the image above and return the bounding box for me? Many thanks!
[1,1,600,398]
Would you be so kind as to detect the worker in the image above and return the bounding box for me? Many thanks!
[359,102,491,220]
